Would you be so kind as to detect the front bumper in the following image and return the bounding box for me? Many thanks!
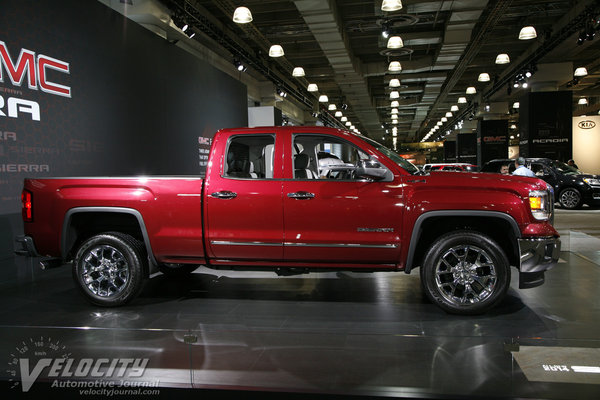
[518,237,561,288]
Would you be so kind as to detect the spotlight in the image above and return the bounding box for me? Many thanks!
[234,59,247,72]
[341,103,348,110]
[381,23,390,39]
[484,103,490,112]
[277,87,287,98]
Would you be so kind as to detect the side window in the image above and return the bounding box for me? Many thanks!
[530,163,545,177]
[224,135,275,179]
[292,134,384,180]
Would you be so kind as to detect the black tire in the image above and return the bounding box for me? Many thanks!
[72,232,147,306]
[420,230,510,315]
[558,187,582,209]
[158,263,199,276]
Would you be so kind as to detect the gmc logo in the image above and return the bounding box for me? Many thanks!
[0,40,71,98]
[578,120,596,129]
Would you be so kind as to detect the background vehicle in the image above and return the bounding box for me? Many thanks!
[16,127,559,315]
[481,158,600,209]
[423,163,479,172]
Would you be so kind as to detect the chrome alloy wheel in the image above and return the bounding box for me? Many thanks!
[560,189,580,209]
[81,245,129,297]
[434,245,497,306]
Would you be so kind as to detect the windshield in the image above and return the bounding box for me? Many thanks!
[358,136,420,175]
[551,160,580,175]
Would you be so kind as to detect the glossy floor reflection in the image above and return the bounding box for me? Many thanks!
[1,250,599,399]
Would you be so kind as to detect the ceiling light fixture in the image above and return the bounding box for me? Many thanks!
[390,100,400,107]
[345,121,352,126]
[387,36,404,49]
[390,90,400,99]
[574,67,588,77]
[466,87,476,94]
[307,83,318,92]
[233,59,247,72]
[335,111,343,117]
[458,97,467,104]
[578,98,588,105]
[318,95,329,103]
[292,67,305,77]
[391,108,399,114]
[389,78,401,87]
[388,61,402,72]
[513,101,520,109]
[445,112,453,118]
[519,26,537,40]
[495,53,510,64]
[341,116,348,122]
[478,73,491,82]
[233,6,253,24]
[450,105,459,112]
[381,0,403,12]
[268,44,284,57]
[328,104,336,110]
[277,87,287,98]
[441,117,448,122]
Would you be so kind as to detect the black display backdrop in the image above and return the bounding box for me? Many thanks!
[518,91,572,160]
[443,141,457,162]
[477,120,508,166]
[0,0,247,258]
[457,133,477,164]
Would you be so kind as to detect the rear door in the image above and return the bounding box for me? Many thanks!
[282,133,402,265]
[205,132,284,261]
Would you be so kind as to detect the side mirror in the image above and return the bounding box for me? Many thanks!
[356,160,388,181]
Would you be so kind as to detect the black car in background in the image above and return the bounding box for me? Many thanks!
[481,158,600,209]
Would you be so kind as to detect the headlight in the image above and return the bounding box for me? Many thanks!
[583,178,600,186]
[529,190,551,221]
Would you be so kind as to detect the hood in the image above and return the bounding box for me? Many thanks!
[425,170,549,196]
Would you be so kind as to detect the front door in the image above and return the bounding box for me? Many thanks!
[283,133,402,265]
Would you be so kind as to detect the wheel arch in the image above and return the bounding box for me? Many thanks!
[405,211,521,274]
[62,207,157,274]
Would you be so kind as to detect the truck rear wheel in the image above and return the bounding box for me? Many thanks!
[73,232,146,306]
[420,231,510,315]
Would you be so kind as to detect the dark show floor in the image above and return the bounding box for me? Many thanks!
[1,209,599,399]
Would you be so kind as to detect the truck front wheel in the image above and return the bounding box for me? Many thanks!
[420,231,510,315]
[73,232,146,306]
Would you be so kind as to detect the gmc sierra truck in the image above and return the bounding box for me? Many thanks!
[15,126,560,314]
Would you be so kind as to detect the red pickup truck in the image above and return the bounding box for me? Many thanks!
[15,126,560,314]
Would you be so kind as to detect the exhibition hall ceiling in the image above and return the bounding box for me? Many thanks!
[119,0,600,143]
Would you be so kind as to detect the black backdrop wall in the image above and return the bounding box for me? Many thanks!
[0,0,248,259]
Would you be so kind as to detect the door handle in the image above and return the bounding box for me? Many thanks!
[287,191,315,200]
[210,191,237,199]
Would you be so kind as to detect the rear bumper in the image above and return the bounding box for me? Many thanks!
[14,235,40,257]
[15,235,64,269]
[518,236,561,288]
